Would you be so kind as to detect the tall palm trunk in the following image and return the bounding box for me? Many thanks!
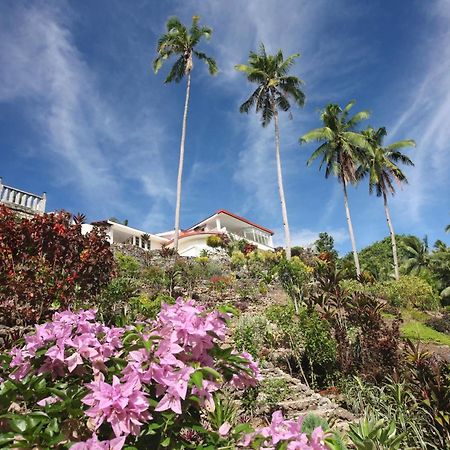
[173,72,191,252]
[342,180,360,276]
[383,192,399,280]
[272,102,292,260]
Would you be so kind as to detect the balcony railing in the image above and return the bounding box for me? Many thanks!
[228,231,273,249]
[0,178,46,213]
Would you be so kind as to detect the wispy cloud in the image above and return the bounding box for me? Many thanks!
[389,0,450,224]
[0,2,174,228]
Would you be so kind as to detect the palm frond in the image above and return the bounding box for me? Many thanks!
[239,86,264,114]
[261,95,274,127]
[306,142,332,166]
[165,56,186,83]
[276,93,291,112]
[278,53,300,76]
[386,139,416,151]
[343,100,356,113]
[347,110,371,128]
[194,51,218,75]
[166,16,184,33]
[300,127,334,144]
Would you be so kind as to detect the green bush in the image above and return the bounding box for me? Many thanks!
[231,250,246,267]
[131,293,175,319]
[375,276,439,310]
[115,252,141,278]
[233,313,273,358]
[276,257,313,311]
[265,304,337,387]
[95,276,138,325]
[206,235,223,248]
[259,378,290,410]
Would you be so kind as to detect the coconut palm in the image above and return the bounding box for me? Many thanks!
[235,43,305,260]
[357,126,415,280]
[300,101,370,276]
[153,16,217,251]
[446,224,450,233]
[402,235,430,275]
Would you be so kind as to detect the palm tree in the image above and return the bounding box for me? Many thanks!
[446,224,450,233]
[357,126,415,280]
[153,16,217,251]
[402,236,430,275]
[235,43,305,260]
[300,101,370,276]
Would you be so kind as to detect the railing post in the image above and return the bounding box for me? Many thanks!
[38,192,47,212]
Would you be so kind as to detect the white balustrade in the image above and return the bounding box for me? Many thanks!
[0,178,46,213]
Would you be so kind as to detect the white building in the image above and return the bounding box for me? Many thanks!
[84,209,274,257]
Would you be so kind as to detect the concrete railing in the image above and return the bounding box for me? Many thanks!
[0,178,46,213]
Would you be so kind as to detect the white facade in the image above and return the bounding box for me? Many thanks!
[83,210,274,257]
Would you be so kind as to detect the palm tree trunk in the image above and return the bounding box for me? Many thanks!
[173,72,191,252]
[383,192,400,280]
[342,180,360,276]
[273,103,292,260]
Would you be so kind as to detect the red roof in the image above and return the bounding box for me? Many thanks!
[189,209,274,235]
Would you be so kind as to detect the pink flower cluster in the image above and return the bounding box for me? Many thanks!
[9,299,261,450]
[10,309,124,381]
[240,411,328,450]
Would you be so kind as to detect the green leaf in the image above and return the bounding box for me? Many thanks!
[10,417,27,433]
[191,370,204,389]
[160,437,171,447]
[200,367,222,381]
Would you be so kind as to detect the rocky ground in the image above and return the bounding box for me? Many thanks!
[256,364,356,432]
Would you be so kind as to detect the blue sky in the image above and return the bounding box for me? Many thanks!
[1,0,449,254]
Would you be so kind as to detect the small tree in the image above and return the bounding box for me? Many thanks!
[314,232,338,260]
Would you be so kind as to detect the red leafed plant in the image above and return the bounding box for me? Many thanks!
[0,206,114,328]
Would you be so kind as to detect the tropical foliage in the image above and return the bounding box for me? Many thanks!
[0,206,113,330]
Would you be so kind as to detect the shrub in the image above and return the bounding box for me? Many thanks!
[1,299,331,449]
[277,257,313,312]
[115,253,141,278]
[265,304,337,387]
[0,299,263,449]
[376,275,439,310]
[95,276,138,325]
[131,292,175,319]
[206,234,223,248]
[0,206,114,328]
[233,314,273,358]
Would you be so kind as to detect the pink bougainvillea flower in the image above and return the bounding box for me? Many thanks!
[70,434,126,450]
[37,395,61,406]
[218,422,232,437]
[82,374,150,437]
